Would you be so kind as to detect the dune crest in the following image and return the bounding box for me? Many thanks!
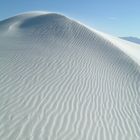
[0,12,140,140]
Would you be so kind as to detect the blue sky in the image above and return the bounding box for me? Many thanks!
[0,0,140,37]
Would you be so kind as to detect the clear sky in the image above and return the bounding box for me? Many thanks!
[0,0,140,37]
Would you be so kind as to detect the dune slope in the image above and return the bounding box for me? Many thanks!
[0,12,140,140]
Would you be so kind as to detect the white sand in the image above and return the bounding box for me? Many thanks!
[0,12,140,140]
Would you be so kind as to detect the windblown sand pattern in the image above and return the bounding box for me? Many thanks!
[0,12,140,140]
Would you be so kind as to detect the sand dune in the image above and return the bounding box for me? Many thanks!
[0,12,140,140]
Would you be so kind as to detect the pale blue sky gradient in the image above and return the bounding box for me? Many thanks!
[0,0,140,37]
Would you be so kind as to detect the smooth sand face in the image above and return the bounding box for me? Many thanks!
[0,12,140,140]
